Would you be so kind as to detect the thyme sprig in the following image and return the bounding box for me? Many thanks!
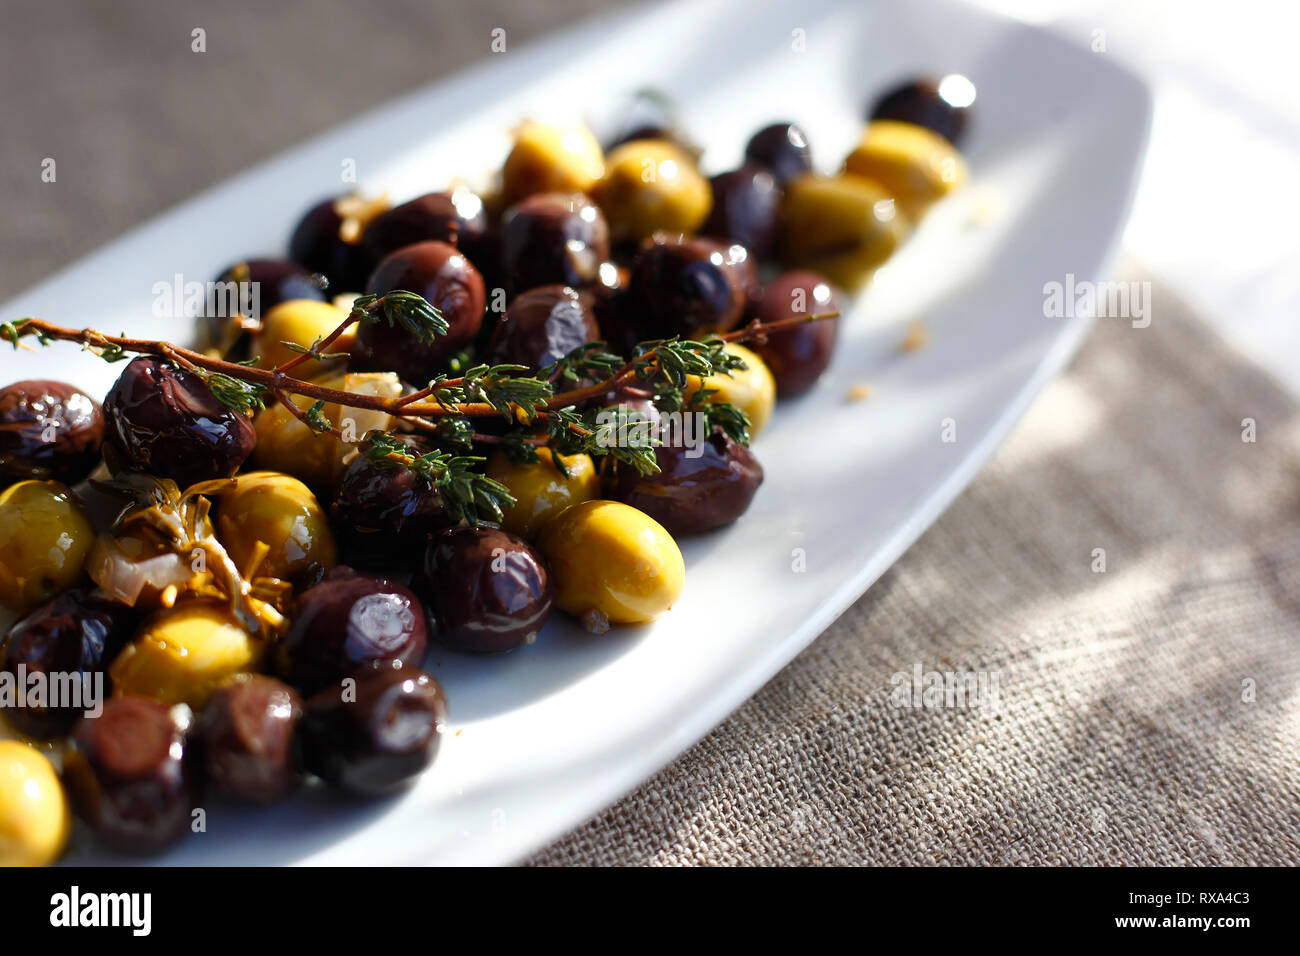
[360,431,515,524]
[3,297,838,525]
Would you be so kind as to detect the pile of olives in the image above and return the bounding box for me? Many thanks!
[0,75,973,864]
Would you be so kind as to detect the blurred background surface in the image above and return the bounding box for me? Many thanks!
[3,0,1297,395]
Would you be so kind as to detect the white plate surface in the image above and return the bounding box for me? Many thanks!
[0,0,1150,864]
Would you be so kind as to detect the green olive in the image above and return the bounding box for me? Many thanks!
[109,600,263,707]
[215,471,336,586]
[485,448,601,539]
[842,119,967,219]
[251,371,402,492]
[0,741,70,866]
[252,299,355,376]
[595,139,712,242]
[685,342,776,438]
[502,121,606,204]
[781,173,906,291]
[0,480,94,613]
[538,500,685,629]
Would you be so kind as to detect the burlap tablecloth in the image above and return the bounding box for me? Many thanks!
[529,283,1300,865]
[4,1,1296,868]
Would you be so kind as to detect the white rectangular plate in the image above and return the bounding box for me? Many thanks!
[1,0,1149,865]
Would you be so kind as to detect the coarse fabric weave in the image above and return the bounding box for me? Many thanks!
[528,283,1300,865]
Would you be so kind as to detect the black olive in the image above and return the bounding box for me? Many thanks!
[361,188,488,267]
[870,75,974,147]
[349,241,485,384]
[330,436,455,567]
[0,589,136,738]
[500,192,610,294]
[197,674,303,804]
[274,566,429,695]
[412,526,552,654]
[0,380,104,484]
[750,270,840,397]
[288,197,377,292]
[102,356,256,488]
[613,429,763,536]
[485,284,600,371]
[702,164,782,261]
[744,122,813,185]
[300,667,447,796]
[62,696,194,855]
[627,233,754,337]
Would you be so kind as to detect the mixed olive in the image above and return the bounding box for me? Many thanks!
[0,73,974,863]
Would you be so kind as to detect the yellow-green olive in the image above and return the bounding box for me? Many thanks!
[109,600,263,707]
[485,448,600,539]
[595,139,712,242]
[252,299,355,376]
[781,173,906,291]
[0,741,71,866]
[0,480,94,614]
[251,371,402,492]
[685,342,776,438]
[502,121,606,204]
[538,500,685,629]
[215,471,336,586]
[842,119,967,219]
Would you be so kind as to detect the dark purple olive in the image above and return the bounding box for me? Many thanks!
[744,122,812,185]
[197,674,302,804]
[102,356,256,488]
[0,380,104,484]
[204,259,329,357]
[62,696,193,855]
[486,284,600,371]
[579,262,643,355]
[703,164,781,261]
[275,566,429,695]
[627,234,753,337]
[614,429,763,536]
[288,196,380,292]
[301,666,447,795]
[0,589,135,738]
[500,192,610,294]
[870,75,975,147]
[361,188,488,265]
[751,271,840,397]
[349,241,485,384]
[330,436,455,566]
[413,526,552,654]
